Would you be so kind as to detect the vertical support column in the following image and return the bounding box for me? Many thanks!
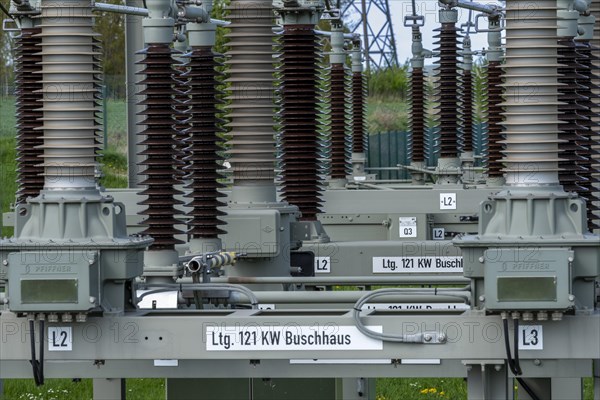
[340,377,376,400]
[516,378,551,400]
[93,378,126,400]
[466,364,510,400]
[594,358,600,400]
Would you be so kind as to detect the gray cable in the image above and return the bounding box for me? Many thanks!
[136,283,260,309]
[352,288,470,342]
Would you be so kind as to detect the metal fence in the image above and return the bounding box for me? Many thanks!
[366,123,488,180]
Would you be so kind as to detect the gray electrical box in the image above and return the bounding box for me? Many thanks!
[6,251,99,313]
[483,248,574,311]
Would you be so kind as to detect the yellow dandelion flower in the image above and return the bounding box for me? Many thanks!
[428,388,437,394]
[439,392,445,397]
[420,389,429,394]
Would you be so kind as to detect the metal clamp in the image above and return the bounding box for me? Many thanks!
[404,14,424,27]
[2,18,19,32]
[474,13,504,32]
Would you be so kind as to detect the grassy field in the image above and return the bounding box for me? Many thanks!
[0,96,596,399]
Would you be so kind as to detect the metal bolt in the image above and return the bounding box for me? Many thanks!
[2,260,7,266]
[88,259,94,265]
[423,334,432,342]
[537,311,548,321]
[76,313,87,323]
[437,333,446,343]
[494,365,502,371]
[48,313,59,323]
[478,257,484,263]
[479,296,485,302]
[522,312,534,321]
[568,294,575,302]
[61,313,73,323]
[533,359,542,366]
[89,296,96,304]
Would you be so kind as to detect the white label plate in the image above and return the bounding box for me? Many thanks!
[48,326,72,351]
[432,227,445,240]
[363,303,469,311]
[206,325,383,351]
[518,325,543,350]
[372,257,463,273]
[399,217,417,238]
[314,256,331,274]
[439,193,457,210]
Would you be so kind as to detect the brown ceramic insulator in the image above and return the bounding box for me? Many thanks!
[181,46,227,238]
[574,39,600,230]
[557,39,589,194]
[351,71,367,154]
[15,28,44,203]
[486,61,504,178]
[460,69,473,153]
[136,44,185,250]
[278,25,323,221]
[410,68,426,163]
[330,63,352,179]
[433,23,462,158]
[172,60,191,179]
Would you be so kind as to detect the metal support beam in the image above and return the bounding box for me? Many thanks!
[466,363,511,400]
[93,378,126,400]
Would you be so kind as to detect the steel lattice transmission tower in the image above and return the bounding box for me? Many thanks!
[341,0,399,70]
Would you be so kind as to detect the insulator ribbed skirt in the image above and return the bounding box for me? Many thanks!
[574,39,600,231]
[278,25,323,221]
[15,28,44,202]
[136,44,185,249]
[557,38,588,194]
[410,68,426,163]
[329,63,352,178]
[486,61,504,178]
[36,0,101,190]
[460,69,473,153]
[433,23,462,158]
[182,46,227,238]
[351,71,368,154]
[225,0,277,186]
[500,0,562,185]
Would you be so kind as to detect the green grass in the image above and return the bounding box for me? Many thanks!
[2,378,165,400]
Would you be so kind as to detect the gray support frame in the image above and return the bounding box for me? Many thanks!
[596,359,600,400]
[93,378,126,400]
[466,362,510,400]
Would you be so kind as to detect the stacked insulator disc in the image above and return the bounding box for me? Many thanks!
[36,0,101,190]
[590,0,600,230]
[225,0,277,187]
[574,39,600,230]
[500,0,562,185]
[460,69,473,153]
[433,22,462,158]
[316,38,331,175]
[182,46,227,238]
[409,68,426,163]
[557,39,589,193]
[136,44,184,250]
[486,61,504,178]
[351,69,368,154]
[330,63,352,178]
[278,25,323,221]
[15,28,44,203]
[172,60,191,179]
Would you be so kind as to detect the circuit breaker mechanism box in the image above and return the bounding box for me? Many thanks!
[6,251,98,313]
[482,248,573,311]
